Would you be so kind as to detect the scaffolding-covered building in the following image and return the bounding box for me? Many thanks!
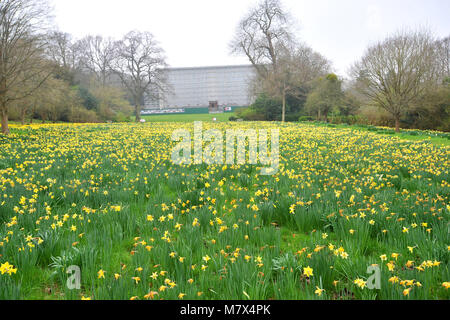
[143,65,256,114]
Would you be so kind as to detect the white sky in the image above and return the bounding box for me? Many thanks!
[51,0,450,77]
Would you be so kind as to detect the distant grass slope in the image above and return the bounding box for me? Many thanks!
[300,121,450,146]
[141,112,235,122]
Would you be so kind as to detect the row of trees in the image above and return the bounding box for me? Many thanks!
[1,0,448,133]
[232,0,449,131]
[0,0,167,134]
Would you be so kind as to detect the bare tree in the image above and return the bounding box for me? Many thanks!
[79,35,115,87]
[290,45,332,85]
[0,0,53,134]
[110,31,166,122]
[351,30,441,132]
[11,72,47,124]
[47,31,79,70]
[230,0,294,79]
[231,0,332,121]
[261,43,331,121]
[436,36,449,78]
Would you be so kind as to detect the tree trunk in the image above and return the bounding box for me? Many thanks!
[0,79,9,135]
[30,104,35,124]
[135,104,141,122]
[21,108,26,125]
[1,103,9,135]
[324,111,328,123]
[135,95,142,122]
[281,91,286,122]
[318,108,321,121]
[395,117,400,133]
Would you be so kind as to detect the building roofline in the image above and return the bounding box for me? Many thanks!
[163,64,255,71]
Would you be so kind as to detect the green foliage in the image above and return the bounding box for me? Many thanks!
[76,86,100,111]
[248,94,282,121]
[326,73,338,81]
[339,92,361,116]
[236,105,266,121]
[305,74,344,122]
[114,112,132,123]
[329,115,369,125]
[243,90,309,122]
[403,84,450,132]
[298,116,314,122]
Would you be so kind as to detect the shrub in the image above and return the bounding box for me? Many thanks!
[285,113,302,122]
[329,115,369,125]
[69,107,99,123]
[114,112,132,123]
[236,107,266,121]
[298,116,314,122]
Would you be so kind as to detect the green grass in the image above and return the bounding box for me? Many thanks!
[7,113,235,126]
[395,133,450,146]
[300,121,450,146]
[141,112,236,122]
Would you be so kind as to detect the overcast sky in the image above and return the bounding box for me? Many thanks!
[51,0,450,77]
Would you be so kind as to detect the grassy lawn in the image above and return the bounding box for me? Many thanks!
[300,121,450,146]
[141,112,236,122]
